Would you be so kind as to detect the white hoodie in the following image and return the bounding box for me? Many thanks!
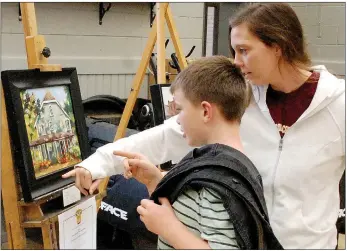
[78,66,345,249]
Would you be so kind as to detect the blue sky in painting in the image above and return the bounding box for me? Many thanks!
[21,86,70,107]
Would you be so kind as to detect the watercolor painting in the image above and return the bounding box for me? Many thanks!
[20,86,82,179]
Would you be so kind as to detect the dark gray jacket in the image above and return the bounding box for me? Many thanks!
[151,144,283,249]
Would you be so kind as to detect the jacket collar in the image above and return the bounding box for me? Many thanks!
[251,65,345,122]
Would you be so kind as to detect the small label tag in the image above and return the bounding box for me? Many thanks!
[63,186,81,207]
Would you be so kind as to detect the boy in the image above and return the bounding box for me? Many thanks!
[115,56,282,249]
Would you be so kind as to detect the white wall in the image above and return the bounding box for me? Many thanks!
[290,2,346,76]
[1,3,204,99]
[205,6,215,56]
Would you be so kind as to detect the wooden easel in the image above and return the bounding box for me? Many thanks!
[1,3,104,249]
[96,3,188,206]
[1,3,187,248]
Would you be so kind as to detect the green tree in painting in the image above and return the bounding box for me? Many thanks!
[36,98,41,115]
[22,91,39,142]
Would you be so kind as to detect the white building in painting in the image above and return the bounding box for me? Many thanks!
[31,91,74,161]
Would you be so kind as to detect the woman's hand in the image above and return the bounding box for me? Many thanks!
[62,167,102,196]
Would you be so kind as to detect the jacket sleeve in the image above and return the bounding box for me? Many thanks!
[76,115,192,179]
[328,79,345,154]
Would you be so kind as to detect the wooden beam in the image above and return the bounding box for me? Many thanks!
[96,4,172,203]
[20,3,62,70]
[165,6,188,69]
[20,3,38,69]
[25,35,48,68]
[1,86,26,249]
[24,33,62,71]
[96,16,160,201]
[41,220,55,249]
[156,3,167,84]
[113,23,160,141]
[97,2,185,209]
[20,3,38,37]
[23,205,44,221]
[21,221,43,228]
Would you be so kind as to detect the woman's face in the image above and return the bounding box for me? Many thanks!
[230,23,280,85]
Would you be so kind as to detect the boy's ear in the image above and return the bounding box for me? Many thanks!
[201,101,213,122]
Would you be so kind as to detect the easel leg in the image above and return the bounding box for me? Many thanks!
[41,220,54,249]
[50,220,58,249]
[1,86,26,249]
[156,3,167,83]
[96,5,170,201]
[4,222,14,249]
[95,3,189,208]
[114,14,164,141]
[165,6,188,69]
[4,222,26,249]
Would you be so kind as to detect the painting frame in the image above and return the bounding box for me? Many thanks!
[1,68,90,202]
[150,84,175,126]
[150,84,175,171]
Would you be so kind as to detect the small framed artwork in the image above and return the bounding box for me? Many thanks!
[150,84,177,126]
[1,68,90,202]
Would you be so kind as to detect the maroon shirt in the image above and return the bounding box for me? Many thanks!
[266,72,320,138]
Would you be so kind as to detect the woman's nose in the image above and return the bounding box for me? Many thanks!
[234,53,244,67]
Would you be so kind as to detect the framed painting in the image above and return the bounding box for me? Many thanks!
[1,68,90,202]
[149,84,176,126]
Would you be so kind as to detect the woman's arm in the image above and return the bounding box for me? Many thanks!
[77,115,192,179]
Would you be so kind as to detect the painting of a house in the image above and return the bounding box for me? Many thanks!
[20,86,82,179]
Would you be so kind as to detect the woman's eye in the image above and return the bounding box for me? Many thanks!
[240,48,247,54]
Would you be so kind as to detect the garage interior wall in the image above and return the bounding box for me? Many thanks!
[1,3,204,100]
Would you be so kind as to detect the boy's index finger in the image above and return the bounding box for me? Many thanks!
[127,158,142,167]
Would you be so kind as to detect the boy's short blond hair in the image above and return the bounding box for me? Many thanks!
[170,56,251,122]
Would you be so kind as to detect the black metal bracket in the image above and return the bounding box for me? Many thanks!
[149,3,156,27]
[99,2,112,25]
[169,46,196,73]
[149,39,170,84]
[185,46,196,58]
[18,3,22,21]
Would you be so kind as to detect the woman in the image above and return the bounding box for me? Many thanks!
[63,3,345,249]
